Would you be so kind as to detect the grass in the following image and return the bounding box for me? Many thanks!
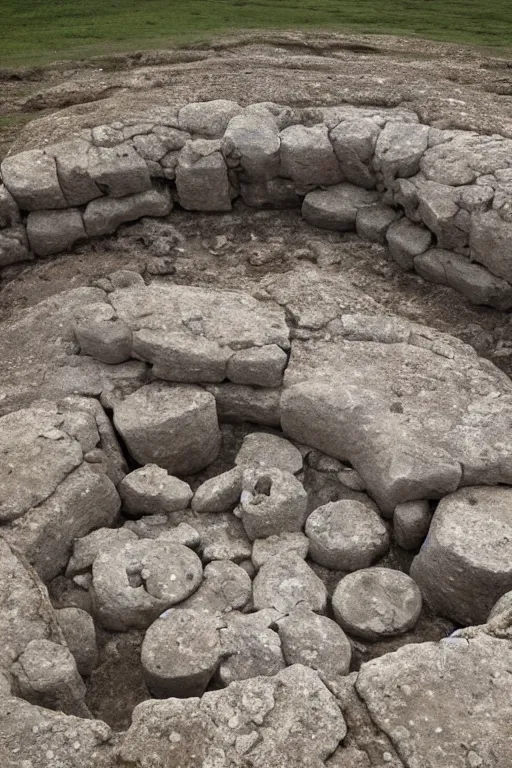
[0,0,511,68]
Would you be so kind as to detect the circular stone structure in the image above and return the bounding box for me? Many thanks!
[305,500,390,571]
[332,567,422,640]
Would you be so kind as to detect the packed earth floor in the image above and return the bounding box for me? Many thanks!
[0,31,512,768]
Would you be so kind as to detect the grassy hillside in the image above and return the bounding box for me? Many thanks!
[1,0,511,67]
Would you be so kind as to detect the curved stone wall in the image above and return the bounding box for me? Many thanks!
[1,98,512,309]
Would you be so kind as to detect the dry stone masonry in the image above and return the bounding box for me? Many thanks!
[1,98,512,768]
[2,99,512,310]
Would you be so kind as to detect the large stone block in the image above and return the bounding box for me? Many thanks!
[26,208,86,256]
[83,185,171,237]
[1,149,67,210]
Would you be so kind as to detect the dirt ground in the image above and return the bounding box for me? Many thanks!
[2,31,512,729]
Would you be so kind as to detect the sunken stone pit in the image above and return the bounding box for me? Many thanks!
[0,97,511,768]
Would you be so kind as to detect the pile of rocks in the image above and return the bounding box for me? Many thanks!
[2,99,512,309]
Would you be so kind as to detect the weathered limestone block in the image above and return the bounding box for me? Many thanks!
[56,606,98,676]
[142,609,222,697]
[226,344,288,387]
[236,432,303,474]
[411,486,512,625]
[26,208,86,256]
[73,301,133,364]
[374,122,429,186]
[281,327,512,514]
[206,383,281,426]
[83,185,172,237]
[119,464,193,516]
[87,142,152,197]
[393,499,432,550]
[356,202,396,243]
[118,665,346,768]
[222,111,281,181]
[414,247,512,310]
[280,123,342,188]
[356,633,512,768]
[240,466,308,540]
[192,467,243,513]
[421,132,512,186]
[0,226,30,266]
[219,611,285,685]
[253,554,327,613]
[252,531,309,569]
[178,99,243,138]
[176,139,232,210]
[48,138,102,206]
[181,559,251,613]
[302,183,379,231]
[113,381,221,475]
[1,149,67,210]
[330,117,380,188]
[470,210,512,283]
[416,179,467,251]
[386,217,432,270]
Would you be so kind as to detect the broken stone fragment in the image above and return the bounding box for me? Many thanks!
[86,142,152,197]
[83,185,172,237]
[393,499,432,550]
[73,301,133,364]
[141,608,222,698]
[280,123,342,188]
[1,149,68,210]
[305,500,389,571]
[235,432,303,474]
[302,183,379,231]
[219,611,285,685]
[356,202,397,243]
[252,554,327,613]
[330,117,381,189]
[113,381,221,475]
[178,559,252,615]
[55,607,98,677]
[192,467,243,513]
[240,466,308,540]
[226,344,288,387]
[176,141,232,211]
[252,531,309,569]
[178,99,243,138]
[386,217,432,270]
[410,486,512,625]
[119,464,193,516]
[332,567,422,640]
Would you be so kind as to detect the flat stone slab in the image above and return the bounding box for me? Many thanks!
[109,282,290,385]
[356,633,512,768]
[281,315,512,513]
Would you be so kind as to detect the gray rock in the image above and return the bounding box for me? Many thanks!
[206,383,281,426]
[55,607,98,676]
[305,500,389,571]
[178,100,243,138]
[356,202,396,244]
[91,125,123,147]
[119,464,193,516]
[179,559,252,615]
[393,499,432,550]
[414,247,512,310]
[332,567,422,640]
[281,327,512,515]
[488,590,512,622]
[109,282,289,384]
[374,122,429,186]
[141,609,222,697]
[356,633,512,768]
[240,466,308,540]
[386,217,432,270]
[83,185,172,237]
[169,509,252,563]
[12,639,90,718]
[236,432,303,474]
[470,210,512,283]
[0,226,30,266]
[223,111,281,181]
[280,123,342,188]
[278,607,352,681]
[26,208,86,256]
[49,138,102,206]
[113,381,221,475]
[1,149,67,210]
[66,526,137,576]
[302,183,379,231]
[73,301,133,363]
[252,554,327,613]
[410,486,512,625]
[330,118,380,188]
[0,184,20,227]
[0,696,113,767]
[118,664,346,768]
[252,531,309,569]
[86,142,152,197]
[92,537,203,630]
[192,467,243,513]
[416,179,467,251]
[176,141,232,211]
[219,611,285,685]
[227,344,288,387]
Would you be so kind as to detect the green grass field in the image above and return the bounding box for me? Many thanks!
[1,0,511,68]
